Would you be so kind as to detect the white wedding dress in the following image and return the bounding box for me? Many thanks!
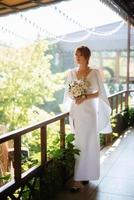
[63,68,112,181]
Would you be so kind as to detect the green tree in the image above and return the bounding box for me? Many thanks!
[0,40,63,130]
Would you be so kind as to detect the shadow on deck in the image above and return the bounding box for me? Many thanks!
[54,127,134,200]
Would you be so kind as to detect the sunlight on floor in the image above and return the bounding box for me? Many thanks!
[100,130,129,164]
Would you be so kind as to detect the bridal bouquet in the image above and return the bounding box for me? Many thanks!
[68,80,90,98]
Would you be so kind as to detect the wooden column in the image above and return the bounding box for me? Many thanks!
[126,17,131,107]
[115,51,120,83]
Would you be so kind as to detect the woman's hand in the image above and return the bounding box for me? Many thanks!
[75,96,86,105]
[75,91,99,105]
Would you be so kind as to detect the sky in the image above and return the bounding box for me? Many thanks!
[0,0,122,47]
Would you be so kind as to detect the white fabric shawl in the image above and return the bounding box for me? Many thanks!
[63,68,112,134]
[94,69,112,133]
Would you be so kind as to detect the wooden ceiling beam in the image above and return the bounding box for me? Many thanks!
[0,0,133,25]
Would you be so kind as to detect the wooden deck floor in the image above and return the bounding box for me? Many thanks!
[54,128,134,200]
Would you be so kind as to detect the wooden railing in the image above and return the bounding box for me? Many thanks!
[0,89,133,198]
[0,113,69,198]
[109,90,127,116]
[109,89,134,116]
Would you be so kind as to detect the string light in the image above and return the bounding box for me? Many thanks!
[51,5,88,32]
[19,7,125,44]
[0,5,126,46]
[19,14,58,40]
[52,5,125,36]
[0,25,30,43]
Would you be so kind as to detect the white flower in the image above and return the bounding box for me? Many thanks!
[68,80,90,98]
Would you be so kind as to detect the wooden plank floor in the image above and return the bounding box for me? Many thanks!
[54,128,134,200]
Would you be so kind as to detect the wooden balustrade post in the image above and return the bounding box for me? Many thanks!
[60,118,65,149]
[120,94,123,111]
[125,91,128,108]
[109,98,113,115]
[14,135,21,183]
[104,134,112,145]
[40,126,47,166]
[116,95,118,113]
[40,126,47,199]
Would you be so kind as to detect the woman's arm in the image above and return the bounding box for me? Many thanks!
[86,91,99,99]
[75,91,99,104]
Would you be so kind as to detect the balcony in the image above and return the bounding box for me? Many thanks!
[0,90,134,199]
[0,1,134,199]
[55,127,134,200]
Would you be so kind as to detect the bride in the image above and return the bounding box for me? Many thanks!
[63,46,112,191]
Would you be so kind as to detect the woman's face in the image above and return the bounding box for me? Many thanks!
[75,50,87,65]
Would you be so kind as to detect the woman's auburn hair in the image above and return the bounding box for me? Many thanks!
[75,46,91,61]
